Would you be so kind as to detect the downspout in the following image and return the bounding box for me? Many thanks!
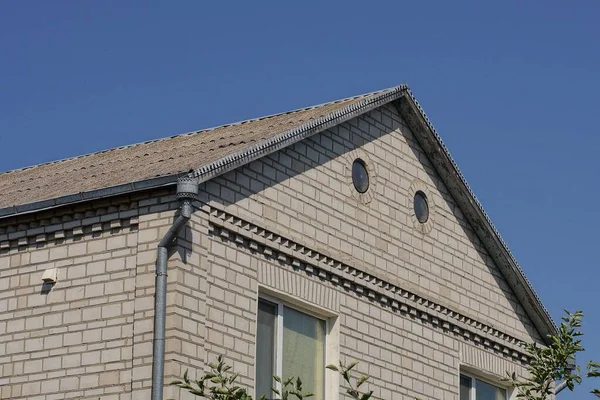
[554,380,568,395]
[554,357,576,396]
[151,176,199,400]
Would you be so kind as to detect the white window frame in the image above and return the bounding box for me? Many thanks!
[460,371,510,400]
[255,291,338,400]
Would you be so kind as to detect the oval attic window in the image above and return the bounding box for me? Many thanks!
[414,191,429,223]
[352,159,369,193]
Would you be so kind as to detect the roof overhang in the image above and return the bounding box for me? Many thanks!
[0,85,556,343]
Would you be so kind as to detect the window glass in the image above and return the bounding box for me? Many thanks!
[414,191,429,223]
[460,375,472,400]
[282,306,326,400]
[476,379,506,400]
[460,374,506,400]
[256,300,277,399]
[352,159,369,193]
[256,299,327,400]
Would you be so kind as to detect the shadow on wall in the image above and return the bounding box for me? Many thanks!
[40,281,55,295]
[196,100,540,342]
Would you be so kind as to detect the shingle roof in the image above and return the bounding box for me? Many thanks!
[0,91,377,212]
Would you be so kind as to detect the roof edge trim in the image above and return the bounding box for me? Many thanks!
[189,85,408,182]
[395,90,557,342]
[0,175,179,219]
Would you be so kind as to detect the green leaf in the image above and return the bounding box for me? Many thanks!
[347,361,359,371]
[229,373,240,384]
[357,375,369,388]
[342,370,350,385]
[326,364,339,372]
[360,391,373,400]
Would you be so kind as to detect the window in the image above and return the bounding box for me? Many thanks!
[414,191,429,223]
[460,374,507,400]
[351,159,369,193]
[256,298,326,400]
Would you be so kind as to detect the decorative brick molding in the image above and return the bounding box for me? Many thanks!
[258,260,341,313]
[408,179,435,234]
[0,206,139,250]
[343,149,378,205]
[459,341,526,380]
[208,206,530,364]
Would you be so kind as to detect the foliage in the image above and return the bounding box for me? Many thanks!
[326,360,373,400]
[171,355,312,400]
[505,310,600,399]
[171,355,258,400]
[588,361,600,398]
[271,376,313,400]
[173,323,600,400]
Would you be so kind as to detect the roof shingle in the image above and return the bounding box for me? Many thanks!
[0,92,375,210]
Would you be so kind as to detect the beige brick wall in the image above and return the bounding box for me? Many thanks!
[194,224,529,400]
[199,102,541,345]
[0,199,140,399]
[182,102,541,399]
[0,191,194,400]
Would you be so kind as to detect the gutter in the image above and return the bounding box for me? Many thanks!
[151,177,198,400]
[0,174,179,219]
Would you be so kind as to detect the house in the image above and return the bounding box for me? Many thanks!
[0,85,556,400]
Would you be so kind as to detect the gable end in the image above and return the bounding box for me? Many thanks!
[395,93,556,343]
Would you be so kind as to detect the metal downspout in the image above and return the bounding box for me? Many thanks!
[554,380,568,395]
[151,177,198,400]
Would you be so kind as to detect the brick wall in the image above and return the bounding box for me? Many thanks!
[199,102,541,345]
[0,190,190,400]
[194,222,529,400]
[182,102,540,399]
[0,198,140,399]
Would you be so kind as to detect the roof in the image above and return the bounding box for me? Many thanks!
[0,91,382,215]
[0,84,557,343]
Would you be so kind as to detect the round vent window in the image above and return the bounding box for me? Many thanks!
[352,159,369,193]
[414,191,429,223]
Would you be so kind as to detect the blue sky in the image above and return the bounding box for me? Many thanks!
[1,1,599,397]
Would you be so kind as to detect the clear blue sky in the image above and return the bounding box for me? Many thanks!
[1,1,598,397]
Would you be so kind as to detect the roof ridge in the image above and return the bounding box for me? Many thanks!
[0,89,386,178]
